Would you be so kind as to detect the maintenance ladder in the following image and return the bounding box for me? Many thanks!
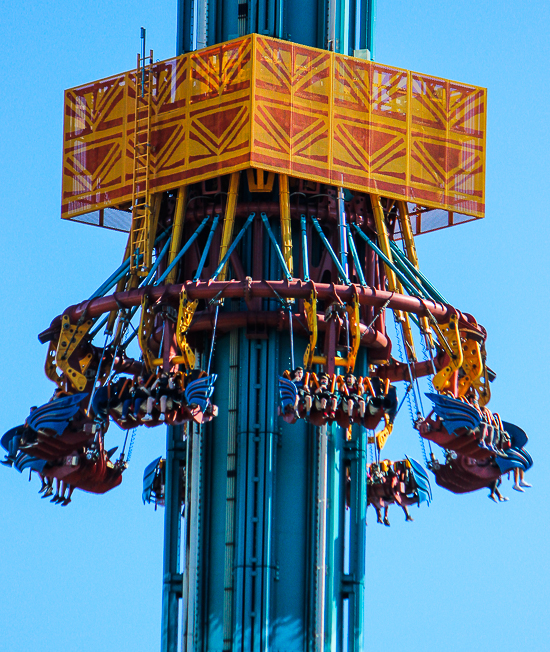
[130,48,154,277]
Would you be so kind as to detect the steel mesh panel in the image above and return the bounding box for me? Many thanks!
[392,205,481,239]
[69,208,132,232]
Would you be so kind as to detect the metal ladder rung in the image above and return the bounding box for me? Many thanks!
[130,47,154,276]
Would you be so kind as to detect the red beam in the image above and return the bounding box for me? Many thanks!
[43,280,453,335]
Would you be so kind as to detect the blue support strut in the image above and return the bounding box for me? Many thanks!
[310,216,351,285]
[337,188,350,278]
[300,214,310,281]
[388,240,448,304]
[193,214,220,281]
[352,224,427,298]
[346,223,367,286]
[211,213,255,280]
[156,216,211,286]
[260,212,293,281]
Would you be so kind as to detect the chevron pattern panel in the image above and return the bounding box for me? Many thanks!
[252,39,332,179]
[62,38,252,220]
[62,34,485,228]
[252,36,485,218]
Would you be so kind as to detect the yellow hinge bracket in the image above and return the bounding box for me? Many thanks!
[247,168,275,193]
[432,313,464,391]
[176,288,198,372]
[55,315,94,392]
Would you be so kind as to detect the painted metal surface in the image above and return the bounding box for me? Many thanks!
[176,0,376,56]
[179,331,331,651]
[62,35,486,228]
[161,425,185,652]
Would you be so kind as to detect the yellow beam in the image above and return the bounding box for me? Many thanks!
[396,201,419,267]
[217,172,240,281]
[311,355,350,368]
[279,174,294,277]
[372,194,399,293]
[165,185,188,285]
[372,194,416,361]
[303,289,318,370]
[397,200,432,341]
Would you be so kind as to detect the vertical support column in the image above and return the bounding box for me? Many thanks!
[343,425,366,652]
[366,0,376,59]
[337,188,350,281]
[182,421,204,651]
[161,424,185,652]
[218,172,240,282]
[233,331,279,652]
[324,422,344,651]
[312,424,329,652]
[322,421,367,652]
[223,330,239,650]
[279,174,294,278]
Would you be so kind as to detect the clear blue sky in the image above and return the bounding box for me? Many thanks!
[1,1,549,651]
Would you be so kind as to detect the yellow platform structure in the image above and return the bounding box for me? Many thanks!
[62,34,486,235]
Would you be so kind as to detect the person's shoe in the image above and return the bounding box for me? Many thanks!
[512,484,525,492]
[383,517,390,527]
[377,516,383,524]
[61,498,72,506]
[519,481,532,488]
[142,414,153,422]
[498,495,509,502]
[406,515,414,522]
[42,487,53,498]
[50,494,60,503]
[159,413,165,422]
[488,493,498,502]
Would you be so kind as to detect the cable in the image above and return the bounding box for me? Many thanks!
[206,302,219,377]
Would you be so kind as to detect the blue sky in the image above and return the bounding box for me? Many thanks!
[1,1,549,651]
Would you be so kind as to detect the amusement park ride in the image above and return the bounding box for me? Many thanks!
[2,0,533,651]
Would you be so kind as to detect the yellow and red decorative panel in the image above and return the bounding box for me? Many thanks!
[62,34,486,231]
[62,38,252,220]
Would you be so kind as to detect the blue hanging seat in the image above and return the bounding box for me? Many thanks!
[142,456,163,504]
[184,374,217,413]
[27,393,88,436]
[425,393,482,434]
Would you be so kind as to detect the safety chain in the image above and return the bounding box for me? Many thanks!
[361,293,394,340]
[126,428,138,463]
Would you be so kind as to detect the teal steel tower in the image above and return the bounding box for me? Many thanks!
[161,2,376,650]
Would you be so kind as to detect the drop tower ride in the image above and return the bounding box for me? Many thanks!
[7,0,494,651]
